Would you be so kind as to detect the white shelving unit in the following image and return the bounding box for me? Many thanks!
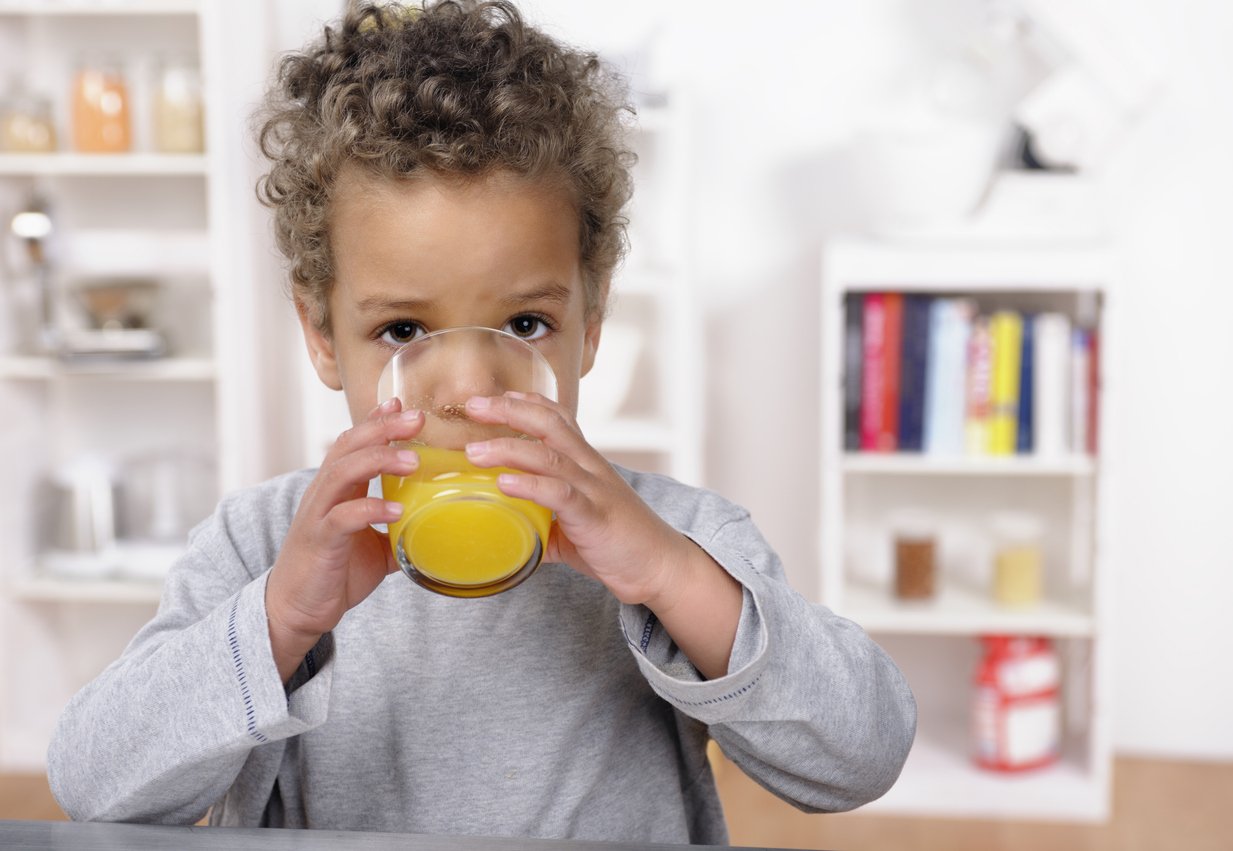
[818,236,1115,822]
[0,0,272,771]
[297,96,703,486]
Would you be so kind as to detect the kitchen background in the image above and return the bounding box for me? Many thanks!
[0,0,1230,840]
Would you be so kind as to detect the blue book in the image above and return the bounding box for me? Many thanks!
[897,294,932,452]
[1016,313,1035,454]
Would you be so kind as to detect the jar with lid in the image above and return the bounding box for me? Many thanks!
[990,511,1044,607]
[72,55,131,154]
[890,510,937,601]
[153,55,204,154]
[1,82,57,153]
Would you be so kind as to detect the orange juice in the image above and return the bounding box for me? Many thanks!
[382,446,551,594]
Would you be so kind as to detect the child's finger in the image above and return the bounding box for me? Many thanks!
[304,444,419,518]
[330,407,424,459]
[464,393,584,452]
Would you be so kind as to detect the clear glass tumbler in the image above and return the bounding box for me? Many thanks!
[378,326,558,598]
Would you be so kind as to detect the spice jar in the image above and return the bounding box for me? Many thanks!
[153,55,203,153]
[1,88,57,153]
[991,512,1044,607]
[72,55,131,153]
[892,512,936,600]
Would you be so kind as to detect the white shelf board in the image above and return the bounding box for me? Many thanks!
[0,355,215,380]
[0,0,199,17]
[842,452,1095,477]
[866,721,1107,821]
[826,241,1113,292]
[0,153,208,176]
[841,582,1095,637]
[9,577,163,604]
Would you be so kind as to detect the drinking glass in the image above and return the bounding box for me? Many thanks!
[378,326,558,598]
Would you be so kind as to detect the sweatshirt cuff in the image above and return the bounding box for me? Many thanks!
[619,534,771,724]
[226,573,332,742]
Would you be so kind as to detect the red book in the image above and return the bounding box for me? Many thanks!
[879,293,904,451]
[860,293,886,451]
[1087,328,1100,455]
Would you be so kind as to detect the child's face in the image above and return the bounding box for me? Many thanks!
[300,169,601,426]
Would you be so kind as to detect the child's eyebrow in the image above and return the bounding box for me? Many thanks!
[500,282,573,307]
[354,296,433,315]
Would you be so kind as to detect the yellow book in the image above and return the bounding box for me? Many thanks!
[988,311,1023,455]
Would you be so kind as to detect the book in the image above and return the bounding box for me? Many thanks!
[879,293,904,451]
[988,310,1024,455]
[897,294,932,452]
[1070,327,1090,454]
[1087,327,1100,455]
[923,298,973,456]
[1032,312,1071,457]
[843,294,864,451]
[1016,313,1035,454]
[859,293,886,451]
[965,315,993,456]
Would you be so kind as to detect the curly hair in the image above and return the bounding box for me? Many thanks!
[255,0,635,331]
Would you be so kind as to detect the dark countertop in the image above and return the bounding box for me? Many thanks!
[0,820,818,851]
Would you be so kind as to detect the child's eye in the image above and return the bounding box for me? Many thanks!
[504,314,551,340]
[378,321,424,346]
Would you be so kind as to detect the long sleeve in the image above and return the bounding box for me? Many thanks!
[619,475,917,814]
[47,471,331,824]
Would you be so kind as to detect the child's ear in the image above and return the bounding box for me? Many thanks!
[581,316,602,378]
[296,299,343,391]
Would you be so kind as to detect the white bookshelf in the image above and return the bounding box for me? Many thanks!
[0,0,272,771]
[818,235,1115,822]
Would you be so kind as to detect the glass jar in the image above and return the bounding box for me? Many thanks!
[0,89,57,153]
[991,512,1044,607]
[153,56,203,154]
[891,511,937,601]
[72,55,131,154]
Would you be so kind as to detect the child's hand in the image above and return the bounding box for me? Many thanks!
[265,398,423,682]
[461,392,703,609]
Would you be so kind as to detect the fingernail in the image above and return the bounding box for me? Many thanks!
[465,441,489,459]
[384,501,404,519]
[467,396,491,410]
[400,409,421,421]
[396,450,417,465]
[497,473,519,488]
[379,398,398,412]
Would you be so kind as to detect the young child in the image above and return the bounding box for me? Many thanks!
[47,2,915,843]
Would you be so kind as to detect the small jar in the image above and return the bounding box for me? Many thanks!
[892,512,936,600]
[991,512,1044,607]
[72,55,131,154]
[0,91,57,153]
[153,55,204,153]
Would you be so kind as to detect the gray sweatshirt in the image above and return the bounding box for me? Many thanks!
[48,466,915,845]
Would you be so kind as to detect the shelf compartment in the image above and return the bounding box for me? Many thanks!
[842,452,1095,477]
[841,581,1094,637]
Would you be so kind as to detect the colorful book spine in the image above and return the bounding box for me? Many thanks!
[1070,328,1090,455]
[1032,312,1072,458]
[1016,313,1035,454]
[965,316,993,456]
[1087,328,1100,456]
[897,295,931,452]
[923,298,973,456]
[988,310,1024,455]
[843,294,864,451]
[879,293,904,452]
[860,293,886,451]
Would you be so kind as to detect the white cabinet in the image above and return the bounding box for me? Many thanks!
[818,236,1114,821]
[0,0,269,770]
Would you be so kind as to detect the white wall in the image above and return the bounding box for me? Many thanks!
[514,0,1233,760]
